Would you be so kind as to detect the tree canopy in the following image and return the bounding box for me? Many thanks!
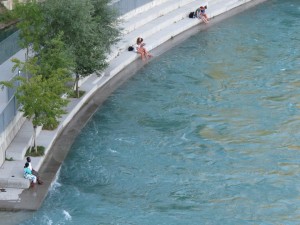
[12,0,45,53]
[1,34,74,152]
[40,0,120,77]
[12,0,120,83]
[2,0,120,150]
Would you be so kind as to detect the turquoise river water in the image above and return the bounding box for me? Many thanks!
[3,0,300,224]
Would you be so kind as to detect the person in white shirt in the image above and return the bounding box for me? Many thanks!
[24,162,37,187]
[26,157,43,185]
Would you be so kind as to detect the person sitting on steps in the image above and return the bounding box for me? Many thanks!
[135,37,152,61]
[26,156,43,185]
[195,5,209,23]
[24,162,37,188]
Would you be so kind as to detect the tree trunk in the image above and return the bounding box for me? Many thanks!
[33,125,37,153]
[25,48,29,81]
[74,73,80,98]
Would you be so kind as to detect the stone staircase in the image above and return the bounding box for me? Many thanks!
[0,0,260,191]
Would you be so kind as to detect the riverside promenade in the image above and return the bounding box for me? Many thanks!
[0,0,266,211]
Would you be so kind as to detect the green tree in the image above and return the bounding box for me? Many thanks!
[1,72,68,153]
[11,0,74,86]
[40,0,120,97]
[12,0,45,57]
[1,36,73,153]
[34,33,74,82]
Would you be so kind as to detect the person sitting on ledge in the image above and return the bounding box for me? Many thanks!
[135,37,152,61]
[26,156,43,185]
[24,162,37,188]
[195,5,209,23]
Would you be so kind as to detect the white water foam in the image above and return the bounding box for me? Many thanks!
[181,133,189,141]
[109,148,119,153]
[41,215,53,225]
[63,210,72,221]
[49,166,62,192]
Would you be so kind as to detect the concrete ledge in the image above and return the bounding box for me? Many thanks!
[0,177,30,189]
[0,113,25,165]
[0,156,40,189]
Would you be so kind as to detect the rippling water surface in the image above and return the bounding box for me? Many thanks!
[17,0,300,224]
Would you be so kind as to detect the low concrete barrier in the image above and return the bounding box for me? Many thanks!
[0,177,30,189]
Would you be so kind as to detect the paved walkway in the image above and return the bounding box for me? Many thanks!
[0,0,267,211]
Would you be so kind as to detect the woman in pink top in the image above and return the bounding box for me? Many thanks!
[136,37,152,61]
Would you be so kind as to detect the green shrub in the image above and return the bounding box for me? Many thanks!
[42,119,59,130]
[68,90,85,98]
[26,146,45,157]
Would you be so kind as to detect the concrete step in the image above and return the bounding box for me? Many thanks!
[0,177,29,189]
[203,0,253,19]
[5,121,41,161]
[120,0,171,21]
[0,157,41,189]
[121,0,195,35]
[225,0,254,11]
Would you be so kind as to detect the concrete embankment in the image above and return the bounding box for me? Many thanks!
[0,0,267,211]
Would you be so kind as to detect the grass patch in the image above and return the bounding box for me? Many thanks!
[25,146,45,157]
[68,90,85,98]
[42,120,59,130]
[5,157,13,161]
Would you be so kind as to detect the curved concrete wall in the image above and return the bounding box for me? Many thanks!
[0,0,267,191]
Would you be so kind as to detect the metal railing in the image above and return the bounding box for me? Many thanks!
[0,72,21,134]
[0,30,21,65]
[0,94,18,134]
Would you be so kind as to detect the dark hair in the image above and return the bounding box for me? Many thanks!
[24,162,29,168]
[26,156,31,162]
[137,37,144,44]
